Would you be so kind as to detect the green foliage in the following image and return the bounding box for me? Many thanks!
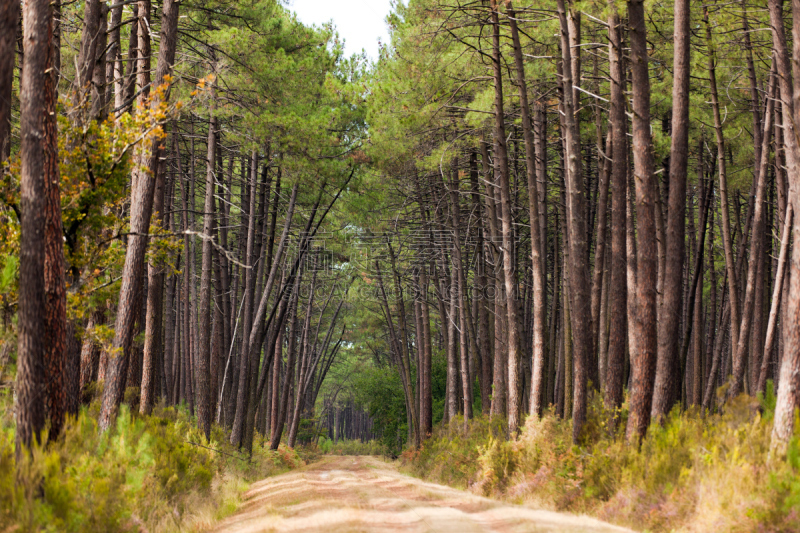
[352,365,408,453]
[0,254,17,293]
[0,404,302,532]
[317,437,388,456]
[404,394,800,532]
[404,416,507,490]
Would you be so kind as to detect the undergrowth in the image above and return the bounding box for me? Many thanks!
[316,436,388,456]
[0,399,302,532]
[403,385,800,532]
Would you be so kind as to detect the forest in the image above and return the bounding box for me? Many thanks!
[3,0,800,531]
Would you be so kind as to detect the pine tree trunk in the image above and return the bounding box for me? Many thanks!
[730,68,777,397]
[604,5,628,419]
[16,0,54,455]
[625,0,658,443]
[490,0,523,434]
[196,107,217,438]
[230,153,260,446]
[652,0,690,419]
[769,0,800,455]
[759,205,792,394]
[270,284,300,450]
[140,137,168,415]
[449,166,473,426]
[74,0,102,107]
[97,0,179,430]
[556,0,593,443]
[507,3,547,418]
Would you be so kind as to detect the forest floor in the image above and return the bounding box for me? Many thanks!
[211,455,634,532]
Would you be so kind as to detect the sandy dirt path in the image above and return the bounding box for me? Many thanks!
[212,455,634,533]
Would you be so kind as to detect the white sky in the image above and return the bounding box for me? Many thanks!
[286,0,394,60]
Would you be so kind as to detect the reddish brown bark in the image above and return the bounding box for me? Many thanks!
[196,109,218,438]
[625,0,658,443]
[604,5,628,419]
[652,0,690,419]
[97,0,180,431]
[556,0,593,443]
[16,0,54,455]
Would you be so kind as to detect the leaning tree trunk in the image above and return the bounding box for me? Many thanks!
[759,204,792,394]
[97,0,180,431]
[730,67,776,398]
[769,0,800,456]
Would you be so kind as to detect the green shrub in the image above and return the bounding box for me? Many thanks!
[404,388,800,533]
[0,403,302,532]
[318,437,388,456]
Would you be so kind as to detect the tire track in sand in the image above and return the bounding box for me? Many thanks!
[212,455,634,532]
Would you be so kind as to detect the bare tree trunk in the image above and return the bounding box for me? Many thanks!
[604,5,628,419]
[507,2,546,418]
[730,68,777,398]
[79,310,104,396]
[769,0,800,455]
[420,269,433,435]
[98,0,179,430]
[556,0,593,443]
[288,273,316,448]
[270,283,300,450]
[625,0,658,443]
[490,0,522,434]
[90,4,108,122]
[480,140,506,417]
[230,153,260,447]
[759,204,792,394]
[43,37,66,444]
[16,0,54,455]
[74,0,102,108]
[140,134,169,415]
[703,9,740,376]
[652,0,690,419]
[196,104,217,438]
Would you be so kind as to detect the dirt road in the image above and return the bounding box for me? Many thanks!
[212,455,633,532]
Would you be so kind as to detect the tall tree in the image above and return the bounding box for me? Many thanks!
[16,0,56,455]
[98,0,179,430]
[652,0,690,420]
[604,2,628,419]
[555,0,593,443]
[506,2,546,418]
[625,0,658,443]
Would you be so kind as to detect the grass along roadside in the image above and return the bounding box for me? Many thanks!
[401,387,800,533]
[0,396,304,532]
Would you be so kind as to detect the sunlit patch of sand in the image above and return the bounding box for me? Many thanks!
[212,455,635,533]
